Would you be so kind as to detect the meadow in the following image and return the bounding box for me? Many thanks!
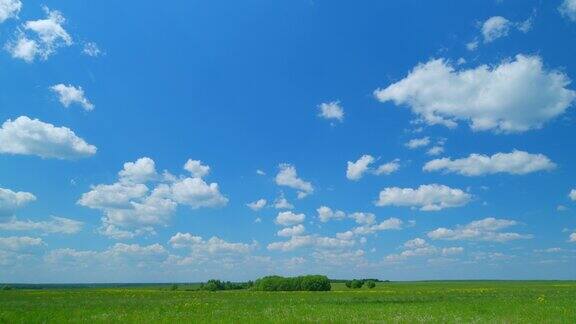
[0,281,574,323]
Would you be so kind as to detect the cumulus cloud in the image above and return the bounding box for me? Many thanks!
[346,155,374,180]
[267,234,354,252]
[570,233,576,242]
[405,137,430,149]
[119,157,158,183]
[183,159,210,178]
[317,206,346,222]
[385,238,463,263]
[376,184,471,211]
[50,84,94,111]
[482,16,511,43]
[78,157,228,238]
[275,164,314,198]
[347,155,399,180]
[424,150,556,176]
[0,187,35,218]
[569,189,576,201]
[348,212,376,225]
[273,194,294,209]
[318,101,344,122]
[247,198,267,211]
[277,224,305,237]
[0,0,21,23]
[351,217,403,235]
[0,216,82,234]
[374,159,400,176]
[427,217,533,242]
[560,0,576,22]
[0,116,97,159]
[169,232,256,254]
[275,211,305,226]
[374,55,576,133]
[6,7,73,62]
[0,236,44,252]
[45,243,167,268]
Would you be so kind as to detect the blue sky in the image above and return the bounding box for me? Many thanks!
[0,0,575,283]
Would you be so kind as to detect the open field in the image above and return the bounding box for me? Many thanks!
[0,281,575,323]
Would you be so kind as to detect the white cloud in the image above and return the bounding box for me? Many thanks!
[424,150,556,176]
[275,164,314,198]
[352,217,403,235]
[0,0,21,23]
[376,184,471,211]
[317,206,346,222]
[169,232,255,254]
[6,36,38,62]
[78,158,227,238]
[404,238,427,249]
[385,238,463,263]
[318,101,344,122]
[0,187,35,218]
[346,155,374,180]
[0,116,97,159]
[275,211,305,226]
[569,189,576,201]
[183,159,210,178]
[0,216,82,234]
[374,55,576,133]
[375,159,400,175]
[6,7,72,62]
[267,234,354,252]
[569,233,576,242]
[405,137,430,149]
[256,169,266,176]
[560,0,576,22]
[427,146,444,156]
[348,212,376,225]
[50,84,94,111]
[277,224,305,237]
[482,16,511,43]
[119,157,158,184]
[273,194,293,209]
[466,40,479,51]
[427,217,533,242]
[247,198,267,211]
[0,236,43,252]
[82,42,101,57]
[45,243,168,268]
[170,177,228,209]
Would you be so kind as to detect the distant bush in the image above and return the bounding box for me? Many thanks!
[1,285,13,291]
[199,280,252,291]
[170,284,178,291]
[252,275,331,291]
[345,279,379,289]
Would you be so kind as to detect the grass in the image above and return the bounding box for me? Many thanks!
[0,281,574,323]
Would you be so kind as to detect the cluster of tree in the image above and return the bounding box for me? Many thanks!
[199,279,253,291]
[252,275,331,291]
[345,279,377,289]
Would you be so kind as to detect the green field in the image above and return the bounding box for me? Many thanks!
[0,281,575,323]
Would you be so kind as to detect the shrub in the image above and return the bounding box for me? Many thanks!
[170,284,178,291]
[345,281,352,288]
[199,280,251,291]
[366,280,376,289]
[350,279,364,289]
[252,275,331,291]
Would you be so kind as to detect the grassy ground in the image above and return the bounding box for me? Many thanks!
[0,281,574,323]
